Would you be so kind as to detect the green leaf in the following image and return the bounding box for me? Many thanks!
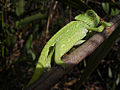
[102,2,120,16]
[110,8,120,16]
[25,34,33,50]
[102,2,109,14]
[114,8,120,15]
[116,74,120,85]
[27,49,36,60]
[16,0,25,16]
[112,82,116,90]
[111,8,115,16]
[16,13,47,29]
[2,45,5,58]
[108,67,112,78]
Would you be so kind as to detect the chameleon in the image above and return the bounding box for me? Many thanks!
[27,9,111,86]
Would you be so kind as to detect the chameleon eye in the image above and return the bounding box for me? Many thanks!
[88,12,94,17]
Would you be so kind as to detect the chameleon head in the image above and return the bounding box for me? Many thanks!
[86,10,100,27]
[75,9,100,27]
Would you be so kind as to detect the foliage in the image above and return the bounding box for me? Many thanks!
[102,2,120,16]
[0,0,120,89]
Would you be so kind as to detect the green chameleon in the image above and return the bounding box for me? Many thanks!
[27,9,111,86]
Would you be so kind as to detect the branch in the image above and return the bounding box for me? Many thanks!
[26,14,120,90]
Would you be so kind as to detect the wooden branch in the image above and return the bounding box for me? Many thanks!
[26,14,120,90]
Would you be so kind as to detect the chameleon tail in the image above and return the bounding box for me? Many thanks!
[26,46,55,87]
[26,20,72,87]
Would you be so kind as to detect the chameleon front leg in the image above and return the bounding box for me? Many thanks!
[87,24,105,32]
[100,21,111,27]
[88,21,111,32]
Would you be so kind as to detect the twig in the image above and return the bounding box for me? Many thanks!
[45,1,58,39]
[26,14,120,90]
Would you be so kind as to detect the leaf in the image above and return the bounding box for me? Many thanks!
[2,45,5,58]
[110,8,120,16]
[102,2,109,14]
[102,2,120,16]
[116,74,120,85]
[16,0,25,16]
[16,13,47,29]
[27,49,36,60]
[25,34,36,60]
[111,8,115,16]
[114,8,120,15]
[25,34,33,50]
[108,67,112,78]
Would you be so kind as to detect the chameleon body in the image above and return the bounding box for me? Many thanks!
[27,10,111,86]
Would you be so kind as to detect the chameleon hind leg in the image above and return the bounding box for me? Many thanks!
[54,40,85,67]
[54,43,67,67]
